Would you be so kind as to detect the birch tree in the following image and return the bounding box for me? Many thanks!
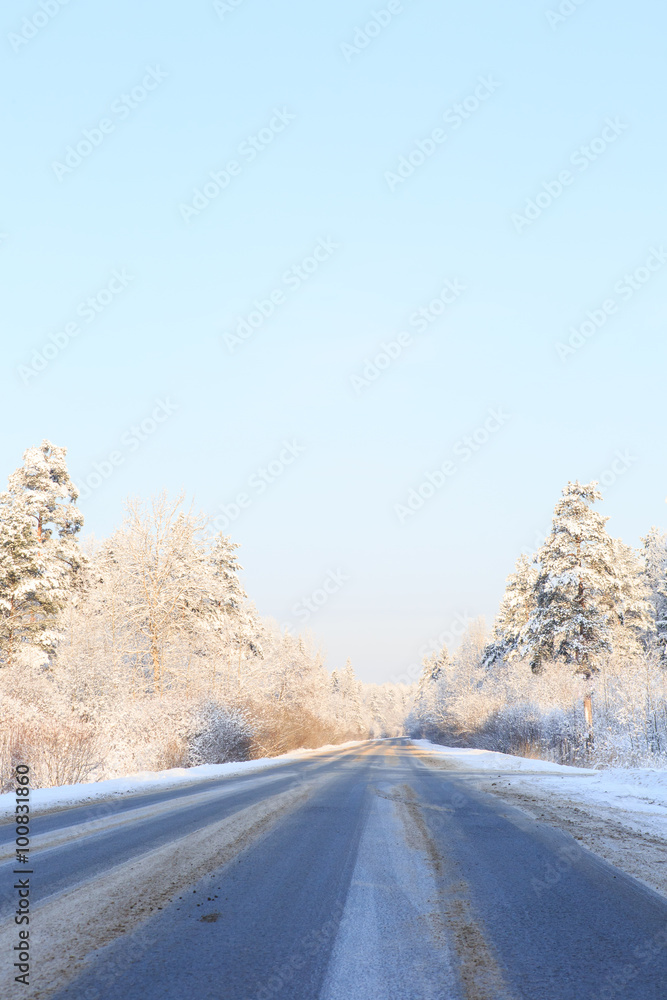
[103,494,212,692]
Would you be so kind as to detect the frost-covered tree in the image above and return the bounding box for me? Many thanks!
[409,645,450,738]
[209,534,263,692]
[99,494,214,692]
[209,534,247,617]
[484,554,538,665]
[416,645,449,695]
[523,482,615,677]
[264,630,323,707]
[331,658,365,735]
[641,527,667,657]
[608,538,654,658]
[407,619,490,743]
[0,441,83,667]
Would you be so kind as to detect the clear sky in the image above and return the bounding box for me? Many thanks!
[2,0,666,683]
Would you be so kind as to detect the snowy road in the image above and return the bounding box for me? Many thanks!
[2,740,667,999]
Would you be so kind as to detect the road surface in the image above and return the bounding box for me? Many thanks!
[1,740,666,999]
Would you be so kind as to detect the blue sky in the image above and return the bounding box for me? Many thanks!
[2,0,666,682]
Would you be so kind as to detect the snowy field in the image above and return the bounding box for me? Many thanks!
[0,741,364,822]
[415,738,667,898]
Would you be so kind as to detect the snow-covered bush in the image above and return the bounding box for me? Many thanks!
[0,704,99,789]
[187,703,253,765]
[475,703,586,763]
[245,701,342,758]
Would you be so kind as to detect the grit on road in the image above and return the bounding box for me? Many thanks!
[1,740,666,1000]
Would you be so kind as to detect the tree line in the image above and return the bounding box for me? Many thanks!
[409,481,667,766]
[0,441,409,788]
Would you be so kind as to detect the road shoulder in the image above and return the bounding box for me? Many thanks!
[414,741,667,900]
[473,773,667,900]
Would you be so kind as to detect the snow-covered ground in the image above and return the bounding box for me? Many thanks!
[0,741,364,822]
[414,738,667,898]
[411,739,598,775]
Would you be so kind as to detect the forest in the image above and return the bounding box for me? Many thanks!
[1,442,666,789]
[0,441,409,789]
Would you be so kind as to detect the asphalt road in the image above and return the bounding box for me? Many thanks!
[3,740,666,1000]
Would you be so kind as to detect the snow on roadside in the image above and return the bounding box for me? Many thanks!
[411,739,597,774]
[486,765,667,842]
[414,738,667,898]
[412,739,667,834]
[0,741,364,822]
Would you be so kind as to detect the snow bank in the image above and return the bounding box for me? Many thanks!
[414,739,667,836]
[412,739,596,775]
[515,766,667,827]
[0,740,364,821]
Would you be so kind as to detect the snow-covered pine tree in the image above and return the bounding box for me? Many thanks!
[484,554,538,665]
[208,533,263,692]
[345,659,365,736]
[523,481,615,677]
[0,441,84,667]
[209,533,247,618]
[331,658,365,735]
[641,527,667,658]
[365,688,384,737]
[608,538,654,659]
[416,645,449,695]
[411,645,450,737]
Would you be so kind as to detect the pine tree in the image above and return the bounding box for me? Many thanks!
[412,645,450,737]
[485,555,538,665]
[523,482,615,677]
[331,659,365,735]
[417,645,449,695]
[209,534,247,617]
[0,441,83,666]
[209,533,262,650]
[608,538,654,658]
[641,527,667,657]
[208,533,263,692]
